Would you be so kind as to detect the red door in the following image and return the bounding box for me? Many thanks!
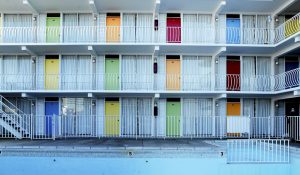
[227,59,240,91]
[167,17,181,43]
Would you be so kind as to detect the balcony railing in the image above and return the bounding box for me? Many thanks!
[0,115,293,140]
[0,24,296,45]
[1,70,300,92]
[275,12,300,43]
[274,68,300,91]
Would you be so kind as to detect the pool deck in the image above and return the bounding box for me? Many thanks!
[0,139,226,158]
[1,139,300,158]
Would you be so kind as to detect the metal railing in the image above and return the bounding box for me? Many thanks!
[0,25,285,45]
[227,139,290,164]
[275,12,300,43]
[274,68,300,91]
[0,114,32,139]
[286,116,300,141]
[0,96,30,139]
[216,74,272,91]
[0,115,291,140]
[1,71,300,92]
[0,73,154,91]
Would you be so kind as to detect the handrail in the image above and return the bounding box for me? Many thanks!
[0,69,299,92]
[276,12,300,29]
[0,12,300,45]
[0,114,289,139]
[0,95,25,115]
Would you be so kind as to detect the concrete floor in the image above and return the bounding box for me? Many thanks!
[1,139,300,158]
[0,138,219,149]
[0,139,226,158]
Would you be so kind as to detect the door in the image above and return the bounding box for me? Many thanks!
[105,58,119,90]
[105,100,120,136]
[45,58,59,90]
[106,16,120,42]
[226,101,243,137]
[167,17,181,43]
[226,17,240,44]
[46,17,60,43]
[227,58,240,91]
[45,101,59,137]
[227,102,241,116]
[166,59,181,90]
[285,59,299,89]
[286,102,300,141]
[166,100,181,136]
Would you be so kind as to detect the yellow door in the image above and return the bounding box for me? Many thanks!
[106,16,120,42]
[166,59,181,90]
[45,59,59,90]
[105,100,120,136]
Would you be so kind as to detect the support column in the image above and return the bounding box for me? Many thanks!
[271,56,276,91]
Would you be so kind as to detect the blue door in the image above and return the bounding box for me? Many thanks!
[45,101,59,136]
[226,18,240,44]
[285,61,299,89]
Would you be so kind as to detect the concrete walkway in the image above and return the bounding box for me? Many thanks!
[0,139,226,158]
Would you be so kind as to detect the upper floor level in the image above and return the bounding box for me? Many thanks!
[1,54,300,98]
[0,0,299,46]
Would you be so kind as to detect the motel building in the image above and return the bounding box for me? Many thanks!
[0,0,300,173]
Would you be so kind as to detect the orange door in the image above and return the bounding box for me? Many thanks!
[227,102,241,137]
[226,102,241,116]
[166,59,181,90]
[106,16,120,42]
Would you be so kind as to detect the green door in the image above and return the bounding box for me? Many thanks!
[105,58,119,90]
[166,101,181,137]
[46,17,60,43]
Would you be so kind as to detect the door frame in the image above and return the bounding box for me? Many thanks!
[104,55,120,90]
[166,13,181,43]
[45,99,59,137]
[166,98,181,137]
[226,56,241,91]
[226,14,241,44]
[46,13,61,43]
[166,55,181,90]
[104,98,120,136]
[106,13,121,42]
[44,55,60,90]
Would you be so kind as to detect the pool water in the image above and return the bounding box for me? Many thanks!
[0,156,299,175]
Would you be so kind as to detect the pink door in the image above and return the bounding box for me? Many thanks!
[167,17,181,43]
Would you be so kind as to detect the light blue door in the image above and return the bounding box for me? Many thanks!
[227,18,240,44]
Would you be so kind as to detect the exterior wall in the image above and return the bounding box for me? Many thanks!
[0,5,299,140]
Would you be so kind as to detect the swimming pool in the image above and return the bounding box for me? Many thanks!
[0,154,299,175]
[0,139,299,175]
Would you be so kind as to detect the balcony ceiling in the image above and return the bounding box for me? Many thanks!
[0,0,156,13]
[0,0,294,14]
[282,0,300,14]
[221,0,287,13]
[284,47,300,56]
[160,0,289,13]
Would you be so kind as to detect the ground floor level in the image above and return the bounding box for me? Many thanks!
[0,138,299,175]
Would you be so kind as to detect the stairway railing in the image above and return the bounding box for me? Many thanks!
[0,95,29,138]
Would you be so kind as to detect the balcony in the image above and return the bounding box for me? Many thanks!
[0,70,299,93]
[0,114,293,140]
[0,24,297,45]
[0,26,276,44]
